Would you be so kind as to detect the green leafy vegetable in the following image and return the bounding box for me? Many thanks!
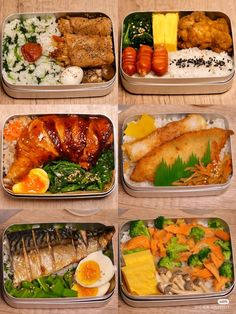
[154,216,174,229]
[158,256,181,270]
[154,142,211,186]
[129,220,150,238]
[43,149,114,193]
[208,218,225,230]
[5,271,77,298]
[219,262,233,279]
[122,12,153,48]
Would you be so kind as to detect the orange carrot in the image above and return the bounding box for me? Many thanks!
[122,235,150,251]
[191,268,213,279]
[150,239,158,256]
[214,229,230,241]
[179,252,192,262]
[148,227,155,237]
[204,262,221,282]
[176,234,188,244]
[163,232,173,244]
[164,224,192,236]
[211,252,224,269]
[214,276,229,292]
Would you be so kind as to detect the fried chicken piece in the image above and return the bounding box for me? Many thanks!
[123,114,207,162]
[51,33,114,67]
[178,12,232,53]
[58,17,112,36]
[130,128,233,183]
[5,115,113,185]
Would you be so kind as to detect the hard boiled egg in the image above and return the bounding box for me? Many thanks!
[75,251,115,288]
[60,66,83,85]
[12,168,50,194]
[72,282,110,298]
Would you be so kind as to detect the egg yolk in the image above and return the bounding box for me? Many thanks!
[77,260,101,285]
[12,169,49,194]
[72,283,98,297]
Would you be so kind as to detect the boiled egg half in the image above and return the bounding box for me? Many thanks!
[72,281,110,298]
[75,251,115,288]
[12,168,50,194]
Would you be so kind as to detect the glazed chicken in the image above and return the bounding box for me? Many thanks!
[58,17,112,36]
[178,12,232,53]
[5,115,113,185]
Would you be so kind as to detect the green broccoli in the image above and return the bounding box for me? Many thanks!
[208,218,224,229]
[187,254,202,267]
[129,220,150,238]
[189,227,205,242]
[154,216,174,230]
[219,262,233,279]
[158,256,181,270]
[166,237,189,259]
[215,240,232,261]
[198,247,211,261]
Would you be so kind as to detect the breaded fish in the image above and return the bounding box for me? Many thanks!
[130,128,233,183]
[123,114,207,162]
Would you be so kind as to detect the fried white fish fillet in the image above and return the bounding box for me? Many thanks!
[130,128,233,183]
[123,114,207,162]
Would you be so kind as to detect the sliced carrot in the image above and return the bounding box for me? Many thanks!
[148,227,155,237]
[204,262,221,282]
[152,229,166,240]
[199,226,215,237]
[211,252,224,269]
[210,244,225,261]
[157,241,166,257]
[4,119,24,141]
[164,224,192,236]
[192,237,220,254]
[191,268,213,279]
[179,251,192,262]
[150,239,158,256]
[214,276,229,292]
[176,234,188,244]
[122,235,150,251]
[187,238,195,250]
[214,229,230,241]
[163,232,173,244]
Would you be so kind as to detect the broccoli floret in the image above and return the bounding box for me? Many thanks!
[154,216,174,230]
[129,220,150,238]
[158,256,181,270]
[188,254,202,267]
[198,248,211,261]
[219,262,233,279]
[215,240,231,251]
[208,218,224,229]
[189,227,205,242]
[215,240,232,261]
[166,237,189,259]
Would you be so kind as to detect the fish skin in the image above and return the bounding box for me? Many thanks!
[123,114,207,162]
[7,226,115,286]
[130,128,233,183]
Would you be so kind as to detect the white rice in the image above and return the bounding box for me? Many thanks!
[3,16,63,85]
[133,47,233,78]
[123,115,229,187]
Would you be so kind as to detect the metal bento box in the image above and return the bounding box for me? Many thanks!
[119,217,235,307]
[120,11,234,94]
[1,12,116,98]
[2,222,116,308]
[121,112,233,197]
[2,113,116,199]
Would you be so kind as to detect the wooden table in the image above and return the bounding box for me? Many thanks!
[118,0,236,313]
[0,0,118,313]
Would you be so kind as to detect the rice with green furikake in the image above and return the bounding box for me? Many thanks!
[2,16,63,85]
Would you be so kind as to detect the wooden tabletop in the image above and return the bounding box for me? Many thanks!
[118,0,236,313]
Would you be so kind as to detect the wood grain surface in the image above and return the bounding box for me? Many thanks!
[118,0,236,313]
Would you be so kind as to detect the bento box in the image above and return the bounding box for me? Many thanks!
[2,222,116,308]
[1,12,116,98]
[121,112,233,197]
[119,217,235,307]
[120,11,234,94]
[2,113,116,199]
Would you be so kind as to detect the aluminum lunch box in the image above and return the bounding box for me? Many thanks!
[1,222,116,308]
[121,112,233,197]
[1,113,116,199]
[1,12,116,99]
[120,11,235,95]
[119,217,235,307]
